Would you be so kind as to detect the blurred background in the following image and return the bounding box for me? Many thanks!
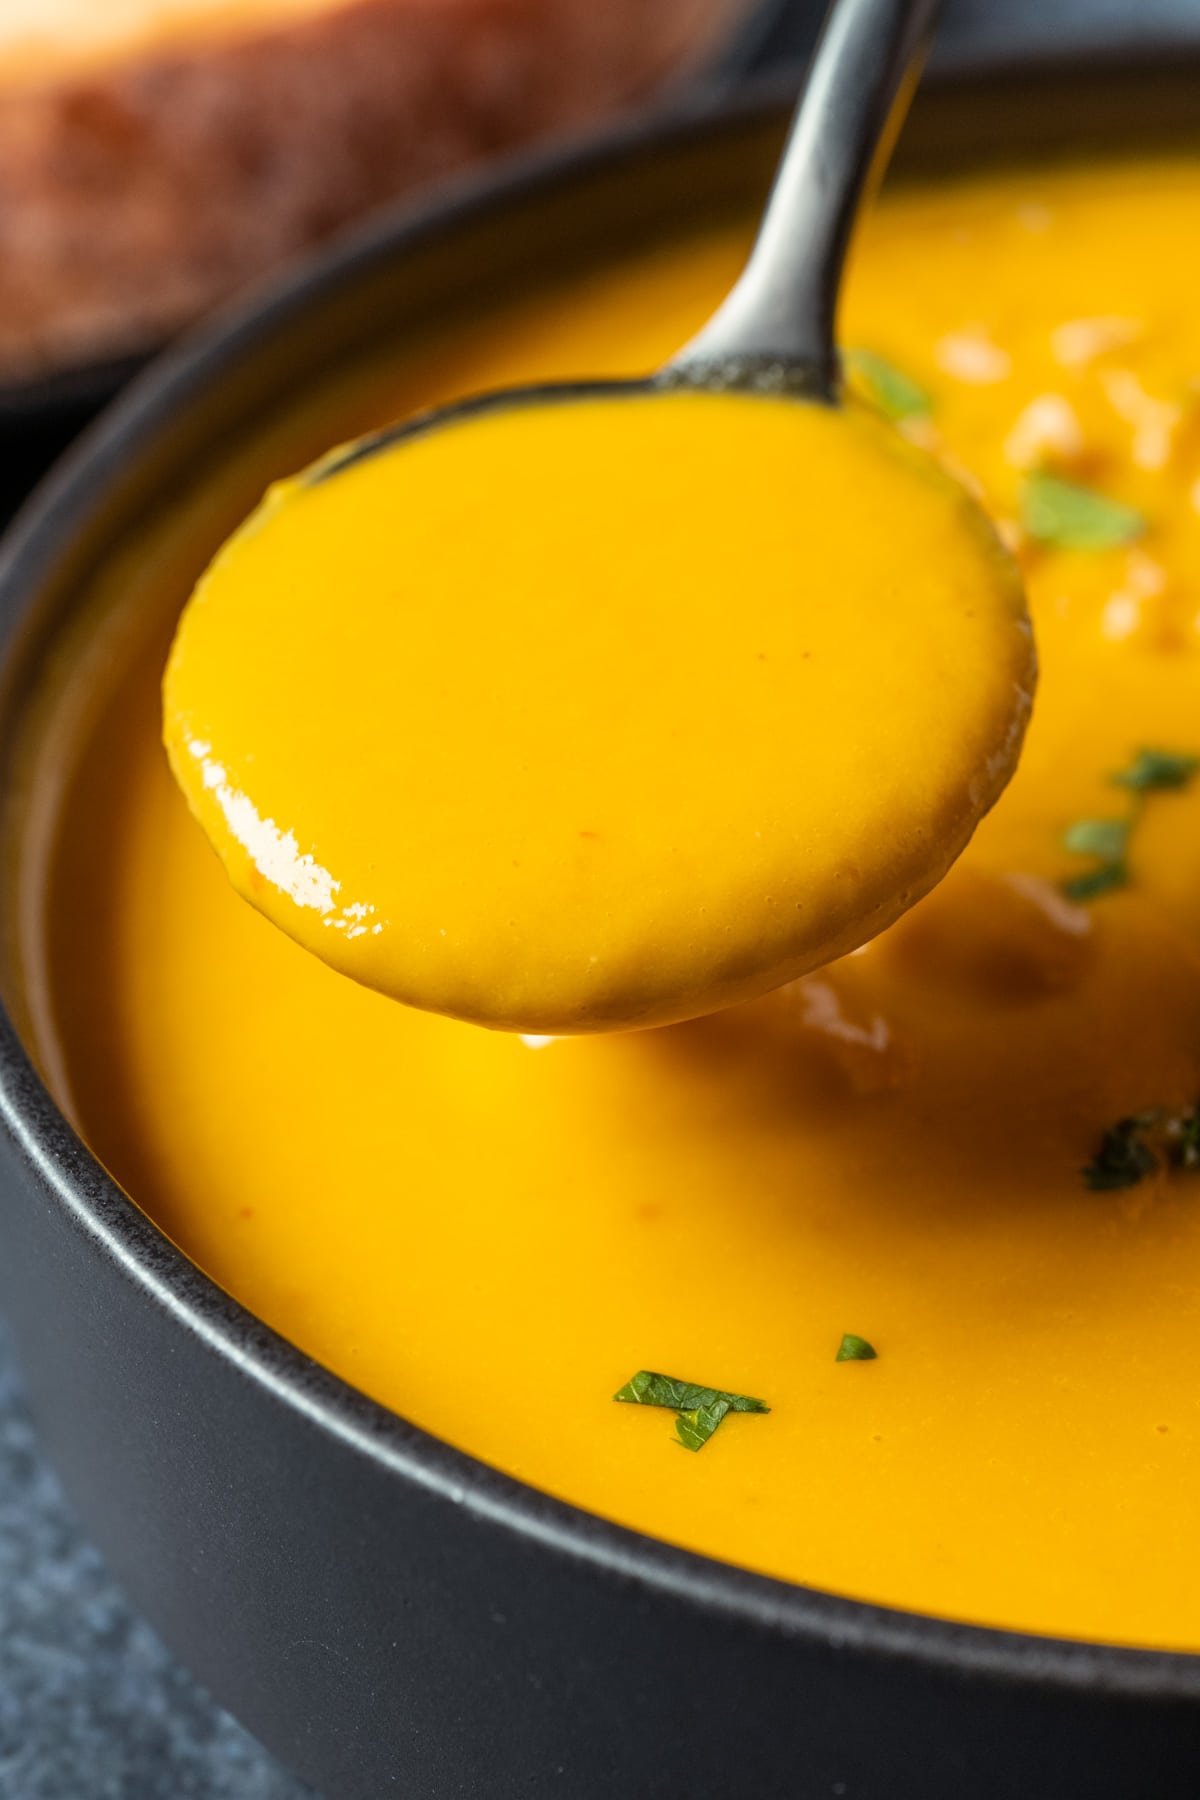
[0,0,1198,1794]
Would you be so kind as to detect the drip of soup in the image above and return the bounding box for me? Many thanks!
[25,153,1200,1650]
[163,387,1031,1031]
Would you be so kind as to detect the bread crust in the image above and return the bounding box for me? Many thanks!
[0,0,743,381]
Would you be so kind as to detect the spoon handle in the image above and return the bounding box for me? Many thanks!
[672,0,941,394]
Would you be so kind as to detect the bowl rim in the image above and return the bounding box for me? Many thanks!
[4,62,1200,1703]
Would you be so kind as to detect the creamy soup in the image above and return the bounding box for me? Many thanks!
[25,154,1200,1650]
[163,386,1030,1030]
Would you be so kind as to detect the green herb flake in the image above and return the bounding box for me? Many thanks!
[1060,816,1130,902]
[675,1399,731,1452]
[1021,472,1145,551]
[845,348,931,422]
[614,1370,708,1410]
[1062,862,1129,903]
[1111,749,1200,793]
[835,1333,878,1362]
[1062,818,1131,862]
[615,1369,769,1452]
[1060,747,1200,903]
[1083,1116,1160,1191]
[1174,1112,1200,1171]
[1083,1103,1200,1192]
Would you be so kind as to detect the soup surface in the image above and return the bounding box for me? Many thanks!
[163,385,1030,1030]
[26,152,1200,1649]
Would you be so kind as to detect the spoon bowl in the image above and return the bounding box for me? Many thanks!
[164,368,1033,1031]
[162,0,1036,1033]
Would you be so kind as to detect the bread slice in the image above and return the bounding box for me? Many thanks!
[0,0,745,382]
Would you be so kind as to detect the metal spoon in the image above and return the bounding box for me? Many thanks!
[312,0,941,485]
[167,0,980,1036]
[672,0,940,396]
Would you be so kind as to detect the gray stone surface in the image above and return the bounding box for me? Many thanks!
[0,1318,311,1800]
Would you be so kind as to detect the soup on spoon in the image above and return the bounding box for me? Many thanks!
[163,0,1036,1033]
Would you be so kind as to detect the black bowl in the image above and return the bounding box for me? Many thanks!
[4,58,1200,1800]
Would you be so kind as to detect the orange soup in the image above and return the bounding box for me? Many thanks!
[24,153,1200,1650]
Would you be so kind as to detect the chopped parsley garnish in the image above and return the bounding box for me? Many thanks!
[1063,817,1131,862]
[614,1369,769,1452]
[1062,861,1130,902]
[1062,747,1199,901]
[675,1400,730,1451]
[1112,748,1200,792]
[845,348,931,422]
[1084,1103,1200,1191]
[835,1333,878,1362]
[1083,1116,1160,1190]
[1061,817,1131,900]
[1021,472,1144,551]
